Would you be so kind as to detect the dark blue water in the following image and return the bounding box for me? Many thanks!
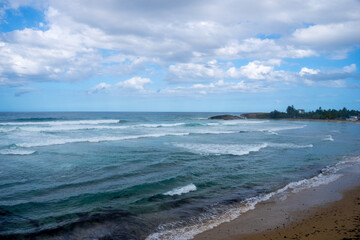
[0,112,359,239]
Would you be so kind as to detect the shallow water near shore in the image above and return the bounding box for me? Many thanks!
[0,112,359,239]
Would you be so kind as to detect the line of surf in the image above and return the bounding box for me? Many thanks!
[173,142,313,156]
[0,119,121,126]
[16,133,190,148]
[14,131,241,148]
[146,155,360,240]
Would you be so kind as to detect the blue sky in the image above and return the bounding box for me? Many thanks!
[0,0,359,112]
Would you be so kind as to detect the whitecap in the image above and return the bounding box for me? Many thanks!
[163,184,197,196]
[323,135,334,141]
[146,156,360,240]
[137,123,185,128]
[174,143,268,156]
[0,119,120,126]
[0,127,18,133]
[17,133,190,148]
[0,149,36,155]
[262,125,306,132]
[268,143,313,149]
[18,125,130,132]
[191,130,239,135]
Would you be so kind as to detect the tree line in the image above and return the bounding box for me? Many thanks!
[258,105,360,120]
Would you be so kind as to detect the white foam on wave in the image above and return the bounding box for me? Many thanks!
[16,125,130,132]
[174,143,268,156]
[0,127,18,133]
[191,130,239,135]
[174,142,312,156]
[323,135,334,141]
[0,149,36,155]
[146,156,360,240]
[260,125,306,135]
[17,133,190,148]
[137,123,185,128]
[163,184,197,196]
[0,119,120,126]
[15,130,243,148]
[4,122,195,132]
[206,123,219,126]
[268,143,313,149]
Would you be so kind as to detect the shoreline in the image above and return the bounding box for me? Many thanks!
[238,186,360,240]
[245,117,359,123]
[193,156,360,240]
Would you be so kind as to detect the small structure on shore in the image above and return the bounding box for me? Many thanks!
[346,116,358,121]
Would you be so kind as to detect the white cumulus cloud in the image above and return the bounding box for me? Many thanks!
[0,0,359,95]
[299,67,320,76]
[116,76,152,90]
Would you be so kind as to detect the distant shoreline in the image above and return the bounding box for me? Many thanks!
[240,113,359,123]
[258,117,359,123]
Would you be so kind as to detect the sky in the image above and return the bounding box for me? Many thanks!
[0,0,359,112]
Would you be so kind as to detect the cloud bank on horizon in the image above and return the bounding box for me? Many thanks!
[0,0,359,111]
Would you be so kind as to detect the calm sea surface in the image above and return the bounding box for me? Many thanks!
[0,112,359,239]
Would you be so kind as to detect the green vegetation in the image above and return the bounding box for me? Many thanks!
[257,106,360,120]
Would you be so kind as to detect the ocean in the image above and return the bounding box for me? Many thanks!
[0,112,359,239]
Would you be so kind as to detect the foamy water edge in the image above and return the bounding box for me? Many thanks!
[146,155,360,240]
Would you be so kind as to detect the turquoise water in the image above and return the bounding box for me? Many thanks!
[0,112,359,239]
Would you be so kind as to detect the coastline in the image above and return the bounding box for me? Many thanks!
[264,118,360,123]
[238,187,360,240]
[193,156,360,240]
[243,117,359,123]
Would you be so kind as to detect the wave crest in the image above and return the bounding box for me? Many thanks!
[0,119,120,126]
[0,149,36,155]
[174,143,268,156]
[146,156,360,240]
[163,184,197,196]
[323,135,334,141]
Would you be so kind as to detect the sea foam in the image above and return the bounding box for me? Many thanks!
[268,143,313,149]
[0,149,36,155]
[323,135,334,141]
[174,143,268,156]
[0,119,120,126]
[17,133,190,148]
[262,125,306,134]
[163,184,197,196]
[137,123,185,128]
[146,156,360,240]
[16,125,129,132]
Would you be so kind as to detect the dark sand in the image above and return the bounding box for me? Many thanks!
[238,187,360,240]
[194,165,360,240]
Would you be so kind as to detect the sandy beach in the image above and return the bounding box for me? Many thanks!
[239,187,360,240]
[194,164,360,240]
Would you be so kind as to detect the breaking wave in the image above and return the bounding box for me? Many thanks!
[146,155,360,240]
[173,143,268,156]
[16,133,190,148]
[0,119,121,126]
[323,135,334,141]
[0,149,36,155]
[173,142,313,156]
[163,184,197,196]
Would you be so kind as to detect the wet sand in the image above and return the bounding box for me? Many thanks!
[194,168,360,240]
[238,187,360,240]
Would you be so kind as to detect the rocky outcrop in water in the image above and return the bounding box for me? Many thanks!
[209,115,244,120]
